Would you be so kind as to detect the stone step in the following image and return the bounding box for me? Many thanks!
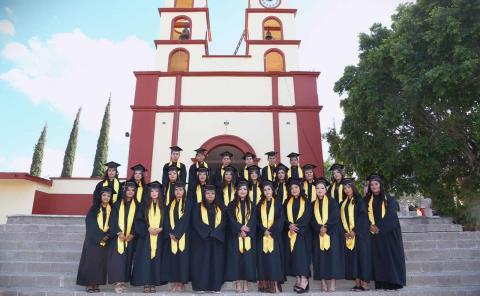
[0,250,80,262]
[0,240,83,250]
[406,259,480,273]
[403,238,480,250]
[401,223,463,233]
[2,224,85,234]
[399,217,454,225]
[6,215,85,225]
[406,271,480,287]
[405,248,480,261]
[402,231,480,241]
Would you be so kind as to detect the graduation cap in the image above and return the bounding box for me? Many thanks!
[169,146,183,152]
[265,151,277,157]
[220,151,233,158]
[287,152,300,159]
[275,163,289,173]
[194,148,208,155]
[367,173,384,183]
[314,176,330,187]
[147,181,162,190]
[104,161,121,169]
[204,185,216,192]
[302,164,317,172]
[223,165,236,173]
[100,186,116,195]
[262,180,275,189]
[288,178,304,187]
[124,181,137,189]
[196,167,209,174]
[329,163,344,172]
[242,152,256,160]
[236,180,249,189]
[168,165,180,172]
[130,163,147,172]
[247,165,261,173]
[342,177,356,186]
[173,181,187,189]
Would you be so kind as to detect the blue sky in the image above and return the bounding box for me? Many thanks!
[0,0,411,178]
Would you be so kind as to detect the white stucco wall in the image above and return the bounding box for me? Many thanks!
[151,113,175,182]
[248,44,299,71]
[156,44,206,71]
[249,0,293,9]
[278,76,295,106]
[159,11,209,41]
[49,179,100,194]
[247,12,297,40]
[278,112,299,164]
[157,77,177,106]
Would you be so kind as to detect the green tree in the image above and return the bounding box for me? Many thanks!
[91,98,111,178]
[61,108,81,177]
[30,124,47,177]
[327,0,480,226]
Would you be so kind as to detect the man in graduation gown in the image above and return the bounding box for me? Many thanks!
[162,146,187,185]
[286,153,303,181]
[240,152,255,181]
[124,164,147,204]
[188,148,210,186]
[366,174,406,290]
[214,151,238,187]
[93,161,121,206]
[190,185,227,292]
[327,163,346,205]
[302,164,317,203]
[261,151,277,182]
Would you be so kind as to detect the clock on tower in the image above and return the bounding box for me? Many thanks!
[260,0,281,8]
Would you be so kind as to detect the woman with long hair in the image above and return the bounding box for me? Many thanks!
[93,161,121,206]
[327,163,345,205]
[164,165,180,206]
[187,167,210,204]
[248,165,262,206]
[218,165,237,207]
[302,164,317,203]
[274,163,289,204]
[125,164,147,204]
[225,181,257,293]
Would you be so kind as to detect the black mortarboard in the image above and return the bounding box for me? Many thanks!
[194,148,208,154]
[236,180,249,188]
[168,165,180,172]
[314,176,330,187]
[204,185,216,192]
[220,151,233,158]
[224,165,236,173]
[288,178,304,187]
[147,181,162,190]
[124,181,137,188]
[342,178,356,186]
[366,173,384,183]
[247,165,261,173]
[100,187,115,195]
[262,180,275,189]
[130,164,147,172]
[170,146,183,152]
[242,152,256,160]
[275,163,289,173]
[104,161,121,169]
[174,182,186,189]
[329,163,344,172]
[287,152,300,159]
[196,167,209,174]
[265,151,277,157]
[302,164,317,171]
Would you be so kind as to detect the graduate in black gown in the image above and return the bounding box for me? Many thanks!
[366,174,406,290]
[340,178,372,291]
[284,179,312,293]
[286,153,303,180]
[257,181,285,293]
[214,151,237,187]
[124,164,147,204]
[188,148,210,186]
[240,152,255,181]
[190,185,227,292]
[187,167,209,204]
[217,165,237,208]
[164,165,179,206]
[107,181,139,293]
[161,146,187,185]
[274,163,289,204]
[261,151,278,183]
[225,181,257,292]
[131,181,166,292]
[327,163,346,205]
[76,187,114,293]
[248,165,262,206]
[161,182,192,292]
[302,164,317,203]
[92,161,121,206]
[310,177,344,292]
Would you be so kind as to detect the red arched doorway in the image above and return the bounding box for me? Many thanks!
[201,135,259,173]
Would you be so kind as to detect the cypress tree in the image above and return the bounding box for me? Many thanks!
[61,108,81,177]
[91,98,111,177]
[30,124,47,177]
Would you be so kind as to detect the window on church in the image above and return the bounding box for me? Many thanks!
[169,49,190,72]
[175,0,193,8]
[265,50,285,72]
[263,18,283,40]
[171,17,192,40]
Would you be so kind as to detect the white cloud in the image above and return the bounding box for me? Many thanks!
[4,7,13,17]
[0,29,155,143]
[0,19,15,36]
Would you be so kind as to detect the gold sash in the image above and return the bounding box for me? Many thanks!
[248,184,262,205]
[331,181,344,203]
[223,184,235,206]
[169,198,186,254]
[314,197,330,251]
[97,205,111,246]
[117,200,136,254]
[201,203,222,228]
[136,182,143,203]
[287,166,303,179]
[148,201,161,259]
[103,179,120,203]
[236,201,251,253]
[304,181,317,202]
[195,184,203,203]
[340,198,355,250]
[261,199,275,253]
[368,194,386,229]
[165,183,173,206]
[243,166,249,180]
[286,197,305,252]
[267,165,276,182]
[278,182,288,204]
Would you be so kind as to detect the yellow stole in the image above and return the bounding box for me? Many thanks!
[169,161,182,178]
[169,198,186,254]
[103,179,120,203]
[223,184,235,206]
[97,205,111,246]
[148,201,161,259]
[314,196,330,251]
[200,203,222,228]
[287,166,304,179]
[340,197,355,250]
[243,166,249,180]
[278,182,288,204]
[236,201,252,253]
[286,196,305,252]
[249,183,262,205]
[136,182,143,203]
[117,199,136,254]
[304,181,317,202]
[196,161,209,169]
[261,198,275,253]
[368,195,386,229]
[195,184,204,203]
[165,183,173,206]
[267,165,276,182]
[331,181,344,203]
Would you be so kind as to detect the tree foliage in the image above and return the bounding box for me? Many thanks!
[61,108,81,177]
[30,124,47,177]
[91,99,111,178]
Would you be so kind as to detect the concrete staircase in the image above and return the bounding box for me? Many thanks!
[0,215,479,296]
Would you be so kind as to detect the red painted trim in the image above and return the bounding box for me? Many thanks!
[0,172,52,186]
[170,15,193,40]
[246,8,297,14]
[32,191,91,215]
[131,105,322,113]
[262,16,284,40]
[201,135,258,157]
[171,75,182,145]
[247,40,301,45]
[155,39,208,49]
[134,71,320,78]
[271,76,281,157]
[202,55,252,58]
[264,48,286,72]
[50,177,102,180]
[168,48,190,72]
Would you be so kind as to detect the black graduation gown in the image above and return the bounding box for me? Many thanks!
[304,181,315,202]
[224,200,257,282]
[162,162,187,185]
[163,182,176,206]
[275,181,288,205]
[161,197,192,283]
[310,196,345,280]
[93,178,120,206]
[288,166,302,180]
[341,198,372,281]
[249,182,262,206]
[107,199,138,283]
[239,166,250,182]
[369,195,406,289]
[327,180,344,205]
[256,199,285,282]
[187,182,206,204]
[284,197,312,277]
[217,183,235,208]
[188,162,210,185]
[76,205,111,286]
[261,165,276,182]
[190,203,226,291]
[214,166,238,188]
[121,179,147,204]
[131,202,166,286]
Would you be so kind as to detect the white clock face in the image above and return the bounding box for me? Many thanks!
[260,0,281,9]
